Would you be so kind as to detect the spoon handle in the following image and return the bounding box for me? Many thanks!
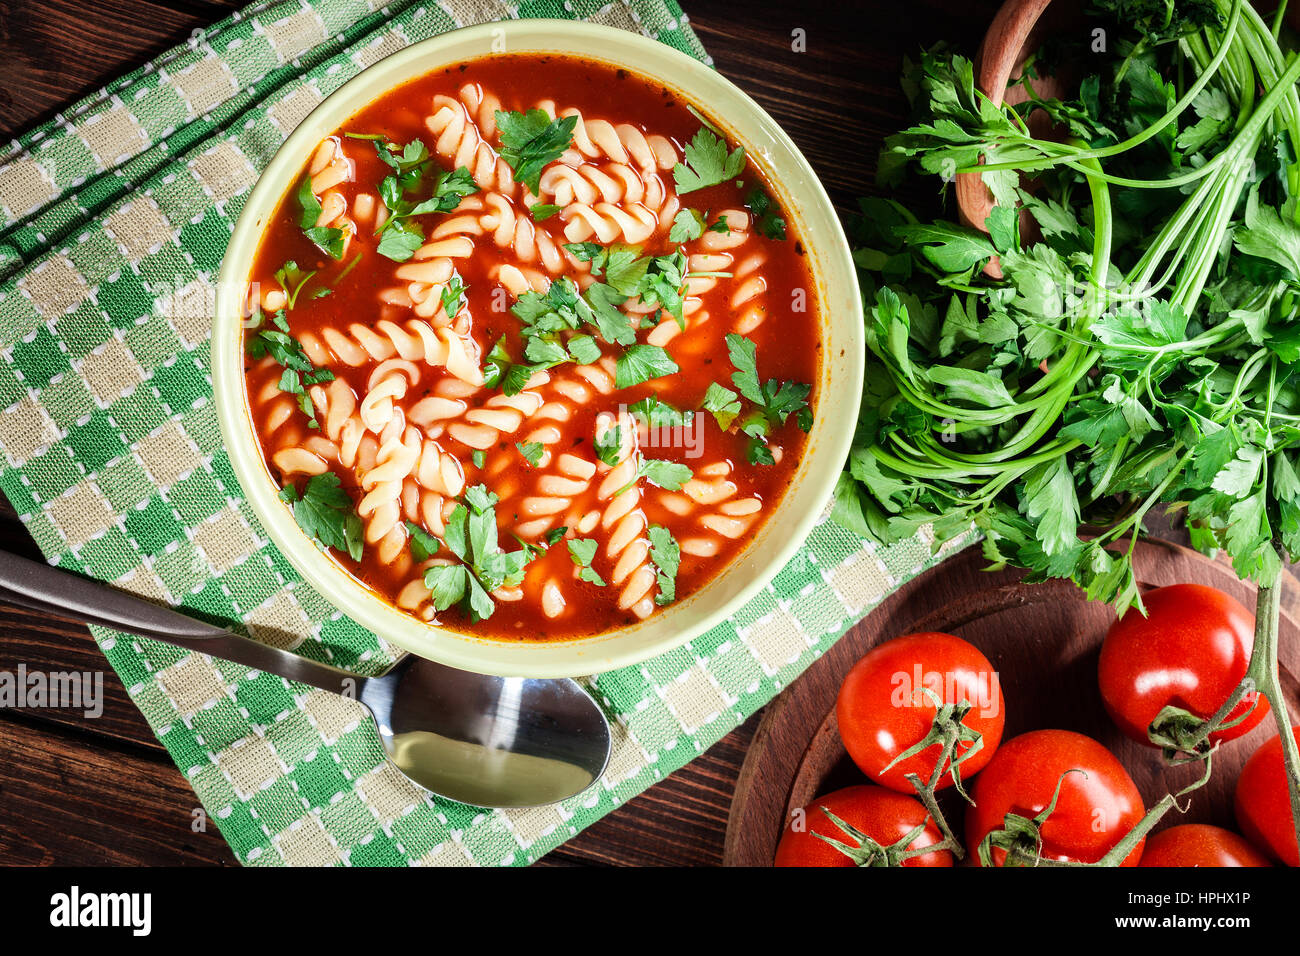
[0,550,367,697]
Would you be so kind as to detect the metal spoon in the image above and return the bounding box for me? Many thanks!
[0,550,611,808]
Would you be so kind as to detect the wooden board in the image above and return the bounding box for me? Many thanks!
[723,539,1300,866]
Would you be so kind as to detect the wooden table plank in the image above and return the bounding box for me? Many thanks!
[0,710,235,865]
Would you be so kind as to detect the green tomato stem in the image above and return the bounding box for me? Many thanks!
[1245,563,1300,861]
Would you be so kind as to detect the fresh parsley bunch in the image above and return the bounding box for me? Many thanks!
[841,0,1300,842]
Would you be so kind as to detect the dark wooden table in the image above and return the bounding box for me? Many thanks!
[0,0,1013,866]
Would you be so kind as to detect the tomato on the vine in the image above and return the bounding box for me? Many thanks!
[774,785,953,867]
[965,729,1147,866]
[1234,727,1300,866]
[836,632,1004,793]
[1098,584,1268,748]
[1137,824,1271,867]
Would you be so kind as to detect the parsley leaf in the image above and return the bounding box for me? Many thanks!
[495,110,578,194]
[567,334,602,366]
[722,334,811,462]
[639,459,693,490]
[628,396,692,429]
[374,165,478,258]
[247,319,335,429]
[673,127,745,194]
[375,219,425,262]
[669,208,706,243]
[648,525,680,606]
[616,343,679,389]
[296,177,346,259]
[428,485,535,622]
[745,187,787,241]
[516,441,544,466]
[594,425,624,466]
[284,473,363,562]
[273,261,316,308]
[701,382,742,430]
[566,537,606,586]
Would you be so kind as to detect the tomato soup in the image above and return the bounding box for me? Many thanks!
[243,53,821,640]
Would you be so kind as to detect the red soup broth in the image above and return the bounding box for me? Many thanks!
[244,53,822,641]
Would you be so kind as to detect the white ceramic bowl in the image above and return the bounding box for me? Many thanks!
[214,19,863,677]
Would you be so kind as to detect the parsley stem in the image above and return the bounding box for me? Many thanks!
[958,0,1244,178]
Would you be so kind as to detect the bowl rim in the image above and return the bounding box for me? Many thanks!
[213,18,863,677]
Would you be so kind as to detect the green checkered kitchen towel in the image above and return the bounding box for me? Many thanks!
[0,0,972,866]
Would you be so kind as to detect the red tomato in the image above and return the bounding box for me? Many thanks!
[774,785,952,867]
[836,632,1004,793]
[1234,726,1300,866]
[1098,584,1268,747]
[1138,825,1271,867]
[965,729,1146,866]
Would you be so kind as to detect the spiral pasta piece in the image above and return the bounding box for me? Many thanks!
[307,138,357,256]
[532,102,678,172]
[516,452,599,539]
[730,250,770,335]
[478,192,585,275]
[659,460,764,557]
[593,412,656,618]
[303,320,483,387]
[561,201,659,245]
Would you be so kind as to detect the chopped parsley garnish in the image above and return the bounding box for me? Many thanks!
[472,450,486,469]
[563,241,603,261]
[669,208,706,243]
[513,277,590,335]
[495,110,578,194]
[406,522,442,561]
[441,274,467,317]
[628,396,692,429]
[594,425,624,466]
[482,337,536,397]
[246,310,335,428]
[639,459,693,490]
[567,334,602,366]
[583,282,637,346]
[296,177,346,259]
[566,538,606,586]
[274,260,316,308]
[516,441,544,467]
[725,334,812,463]
[700,382,742,430]
[530,203,563,221]
[745,187,787,241]
[648,525,680,606]
[708,214,731,234]
[374,164,478,262]
[615,343,679,389]
[673,127,745,195]
[566,241,718,332]
[514,525,567,561]
[376,220,425,262]
[616,458,694,498]
[281,473,363,562]
[373,138,434,191]
[409,486,535,623]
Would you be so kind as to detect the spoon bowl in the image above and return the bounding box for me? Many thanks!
[360,655,611,808]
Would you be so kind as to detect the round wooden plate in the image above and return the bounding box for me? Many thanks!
[723,539,1300,866]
